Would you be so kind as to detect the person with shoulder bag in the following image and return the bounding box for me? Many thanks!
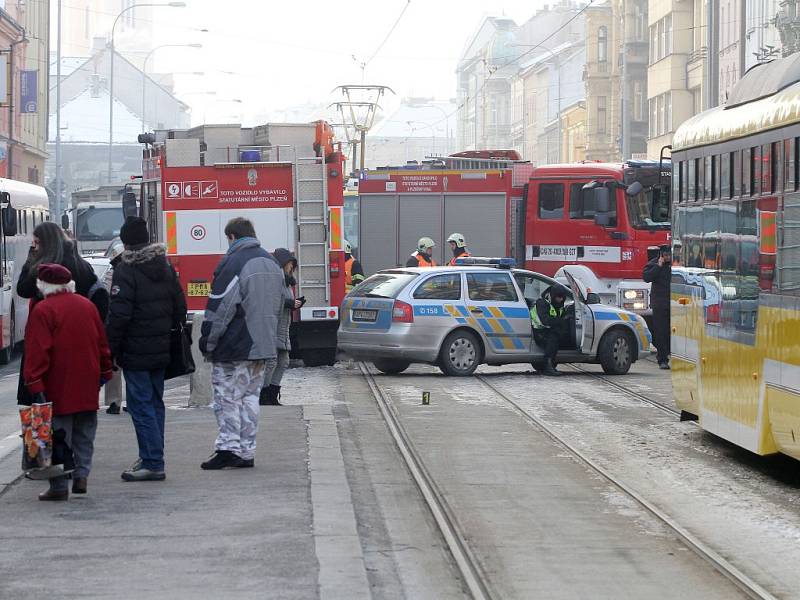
[16,222,100,408]
[106,217,187,482]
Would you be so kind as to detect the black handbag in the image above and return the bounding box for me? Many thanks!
[164,323,196,380]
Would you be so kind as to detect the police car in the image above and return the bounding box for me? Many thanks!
[337,258,652,376]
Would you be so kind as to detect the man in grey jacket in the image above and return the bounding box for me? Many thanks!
[198,217,283,469]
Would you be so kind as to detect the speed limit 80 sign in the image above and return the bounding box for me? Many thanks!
[190,225,206,241]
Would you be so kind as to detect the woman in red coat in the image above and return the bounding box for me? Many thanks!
[24,264,114,501]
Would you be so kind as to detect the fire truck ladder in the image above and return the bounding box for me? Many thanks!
[295,155,329,306]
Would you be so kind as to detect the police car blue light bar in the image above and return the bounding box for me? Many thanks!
[453,257,516,268]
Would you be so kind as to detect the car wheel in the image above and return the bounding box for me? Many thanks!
[302,348,337,367]
[438,330,481,376]
[598,330,633,375]
[372,359,411,375]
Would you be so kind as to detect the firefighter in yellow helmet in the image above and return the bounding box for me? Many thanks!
[447,232,471,265]
[406,237,437,267]
[344,240,365,292]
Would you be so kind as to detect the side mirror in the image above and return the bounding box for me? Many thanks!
[626,181,644,196]
[586,292,602,305]
[593,187,611,226]
[61,213,70,230]
[122,191,138,218]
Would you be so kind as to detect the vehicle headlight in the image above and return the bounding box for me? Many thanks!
[623,289,639,300]
[620,288,648,311]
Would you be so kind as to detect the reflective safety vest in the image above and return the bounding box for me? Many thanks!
[413,251,436,267]
[345,256,355,291]
[530,301,565,329]
[449,251,471,266]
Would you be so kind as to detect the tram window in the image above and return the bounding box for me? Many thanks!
[688,159,697,200]
[772,142,782,193]
[732,150,741,198]
[742,148,751,196]
[752,146,762,196]
[685,206,703,267]
[720,153,731,199]
[704,156,712,199]
[702,205,719,270]
[698,158,706,200]
[675,161,683,204]
[710,155,718,199]
[538,183,564,219]
[761,144,773,194]
[737,199,759,332]
[785,138,797,191]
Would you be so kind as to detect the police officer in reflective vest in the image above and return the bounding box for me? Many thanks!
[447,232,471,265]
[530,283,569,376]
[344,240,365,292]
[406,237,437,267]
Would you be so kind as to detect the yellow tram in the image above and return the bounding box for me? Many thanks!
[670,54,800,461]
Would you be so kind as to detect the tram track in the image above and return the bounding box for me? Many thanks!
[358,362,495,600]
[474,374,776,600]
[564,362,681,417]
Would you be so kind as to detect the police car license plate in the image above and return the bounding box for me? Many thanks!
[352,309,377,322]
[187,281,210,297]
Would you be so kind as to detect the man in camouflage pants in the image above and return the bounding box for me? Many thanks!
[199,218,283,469]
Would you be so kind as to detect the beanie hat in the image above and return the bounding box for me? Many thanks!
[37,263,72,285]
[120,216,149,246]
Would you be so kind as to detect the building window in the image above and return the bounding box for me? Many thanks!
[597,96,607,134]
[598,26,608,70]
[648,92,672,138]
[633,81,643,121]
[649,14,673,64]
[27,167,39,184]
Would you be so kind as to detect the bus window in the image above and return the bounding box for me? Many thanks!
[538,183,564,220]
[721,153,731,199]
[785,138,797,191]
[688,159,696,201]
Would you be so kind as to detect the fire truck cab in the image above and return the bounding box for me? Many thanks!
[524,160,671,313]
[139,122,346,366]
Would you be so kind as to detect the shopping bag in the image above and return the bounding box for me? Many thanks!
[20,402,53,472]
[164,323,195,380]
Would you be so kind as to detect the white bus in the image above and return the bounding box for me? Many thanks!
[0,178,50,363]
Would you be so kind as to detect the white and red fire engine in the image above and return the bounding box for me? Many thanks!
[357,152,670,315]
[139,122,346,366]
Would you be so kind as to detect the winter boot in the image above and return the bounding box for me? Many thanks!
[541,359,561,377]
[259,385,282,406]
[201,450,244,470]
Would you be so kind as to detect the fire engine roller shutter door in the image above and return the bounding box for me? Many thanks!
[168,208,293,255]
[359,193,398,274]
[398,195,443,266]
[444,194,506,259]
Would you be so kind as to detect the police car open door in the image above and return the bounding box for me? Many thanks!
[563,271,594,353]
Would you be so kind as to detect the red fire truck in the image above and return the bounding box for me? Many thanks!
[139,122,346,366]
[357,156,670,314]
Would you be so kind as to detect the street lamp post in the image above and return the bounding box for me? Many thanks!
[107,2,186,183]
[141,43,202,132]
[407,120,437,156]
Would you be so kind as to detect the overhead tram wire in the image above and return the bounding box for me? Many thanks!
[423,0,596,132]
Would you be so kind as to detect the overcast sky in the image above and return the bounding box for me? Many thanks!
[152,0,548,126]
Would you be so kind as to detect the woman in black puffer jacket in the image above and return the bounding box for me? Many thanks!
[16,222,101,405]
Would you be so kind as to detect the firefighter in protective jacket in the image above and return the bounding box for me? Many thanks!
[406,237,437,267]
[344,240,365,292]
[447,233,471,265]
[530,283,569,376]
